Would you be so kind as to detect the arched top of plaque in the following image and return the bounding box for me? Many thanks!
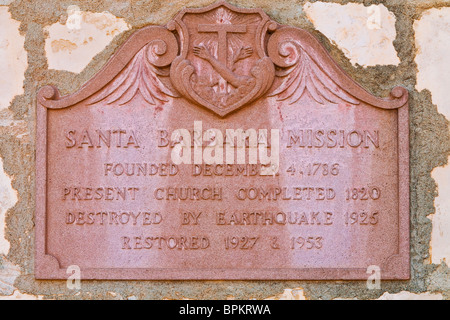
[38,1,408,117]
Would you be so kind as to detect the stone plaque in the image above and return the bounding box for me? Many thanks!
[35,1,409,280]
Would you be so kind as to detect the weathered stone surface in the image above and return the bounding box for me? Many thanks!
[415,8,450,119]
[336,291,444,300]
[0,158,17,256]
[0,7,27,111]
[0,0,13,6]
[0,289,42,300]
[303,2,399,67]
[0,256,20,296]
[415,8,450,267]
[264,288,306,300]
[428,264,450,293]
[377,291,443,300]
[44,6,129,73]
[430,164,450,266]
[0,0,447,300]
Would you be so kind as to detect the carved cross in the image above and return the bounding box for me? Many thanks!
[198,23,247,66]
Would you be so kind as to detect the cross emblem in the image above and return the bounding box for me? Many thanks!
[198,23,247,66]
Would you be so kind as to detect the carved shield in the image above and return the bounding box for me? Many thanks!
[169,2,276,116]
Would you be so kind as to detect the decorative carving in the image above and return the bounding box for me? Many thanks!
[37,1,408,116]
[89,39,179,106]
[267,29,359,105]
[267,26,408,109]
[168,3,276,116]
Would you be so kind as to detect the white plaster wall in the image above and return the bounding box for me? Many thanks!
[45,6,129,73]
[0,158,17,256]
[304,2,399,67]
[0,7,27,111]
[415,8,450,267]
[377,291,443,300]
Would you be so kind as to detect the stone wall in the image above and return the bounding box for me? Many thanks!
[0,0,449,300]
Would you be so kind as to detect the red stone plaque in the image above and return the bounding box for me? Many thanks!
[36,2,409,280]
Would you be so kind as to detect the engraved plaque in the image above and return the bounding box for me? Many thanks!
[36,1,409,280]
